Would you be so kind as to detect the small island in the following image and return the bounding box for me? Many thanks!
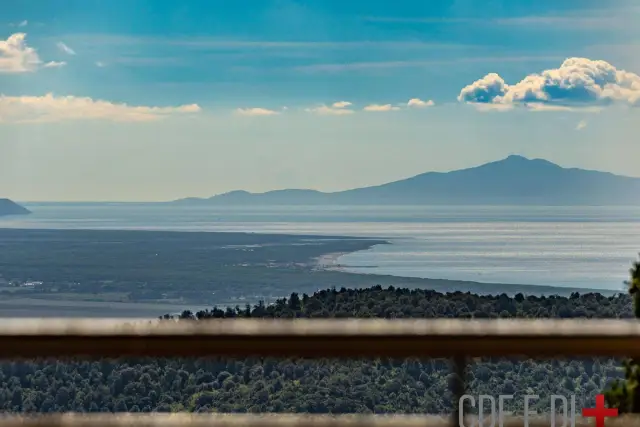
[0,199,30,217]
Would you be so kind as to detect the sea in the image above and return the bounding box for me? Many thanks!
[2,203,640,292]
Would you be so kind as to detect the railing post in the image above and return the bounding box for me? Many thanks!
[451,355,467,427]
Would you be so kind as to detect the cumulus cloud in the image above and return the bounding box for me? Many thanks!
[0,33,41,73]
[459,73,507,104]
[43,61,66,68]
[363,104,400,112]
[458,58,640,110]
[407,98,435,108]
[0,93,201,123]
[56,42,76,55]
[305,103,355,115]
[235,107,279,116]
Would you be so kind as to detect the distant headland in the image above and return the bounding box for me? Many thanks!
[174,155,640,206]
[0,199,31,216]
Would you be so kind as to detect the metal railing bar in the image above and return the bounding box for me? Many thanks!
[0,414,629,427]
[0,319,639,359]
[450,356,467,427]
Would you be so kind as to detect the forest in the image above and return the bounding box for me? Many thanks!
[0,286,630,414]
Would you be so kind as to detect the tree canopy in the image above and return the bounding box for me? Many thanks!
[0,286,632,414]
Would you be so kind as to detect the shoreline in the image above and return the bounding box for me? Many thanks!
[310,240,620,298]
[0,228,623,319]
[312,251,350,270]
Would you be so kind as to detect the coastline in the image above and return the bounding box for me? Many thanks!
[0,228,623,319]
[310,240,621,298]
[312,251,350,270]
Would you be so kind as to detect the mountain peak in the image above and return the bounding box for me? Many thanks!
[505,154,531,162]
[490,155,560,169]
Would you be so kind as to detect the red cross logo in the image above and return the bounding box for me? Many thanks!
[582,394,618,427]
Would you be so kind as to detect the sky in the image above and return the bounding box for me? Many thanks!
[1,0,640,201]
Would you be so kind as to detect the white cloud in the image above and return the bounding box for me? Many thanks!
[295,56,564,73]
[576,120,588,131]
[471,103,515,112]
[9,20,28,27]
[0,93,201,123]
[363,14,630,30]
[0,33,41,73]
[458,58,640,110]
[305,104,355,115]
[459,73,507,104]
[363,104,400,112]
[526,104,602,113]
[95,61,106,67]
[407,98,435,108]
[332,101,352,109]
[43,61,66,68]
[56,42,76,55]
[235,107,279,116]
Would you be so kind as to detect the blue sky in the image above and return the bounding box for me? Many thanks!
[1,0,640,201]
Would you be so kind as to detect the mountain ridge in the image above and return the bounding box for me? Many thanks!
[174,155,640,206]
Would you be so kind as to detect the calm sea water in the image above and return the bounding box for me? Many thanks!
[3,203,640,291]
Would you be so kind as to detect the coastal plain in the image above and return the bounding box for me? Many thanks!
[0,228,614,318]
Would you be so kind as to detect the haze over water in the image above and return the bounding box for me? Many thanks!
[3,203,639,291]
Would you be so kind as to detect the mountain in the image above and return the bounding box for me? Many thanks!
[174,155,640,205]
[0,199,31,216]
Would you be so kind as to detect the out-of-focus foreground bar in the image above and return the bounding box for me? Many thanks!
[0,414,634,427]
[0,318,639,359]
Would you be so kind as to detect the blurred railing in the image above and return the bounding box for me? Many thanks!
[1,318,638,427]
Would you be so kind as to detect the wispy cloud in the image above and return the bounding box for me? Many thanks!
[363,104,400,112]
[362,13,630,30]
[526,104,603,113]
[168,40,464,50]
[305,102,355,115]
[295,56,564,73]
[407,98,435,108]
[56,42,76,55]
[332,101,352,109]
[235,107,280,116]
[56,34,467,51]
[110,56,186,67]
[95,61,106,67]
[0,33,41,73]
[0,93,201,123]
[492,15,622,29]
[43,61,66,68]
[576,120,588,130]
[362,16,477,24]
[470,103,515,112]
[9,20,28,28]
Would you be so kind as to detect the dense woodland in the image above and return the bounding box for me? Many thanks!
[0,286,631,414]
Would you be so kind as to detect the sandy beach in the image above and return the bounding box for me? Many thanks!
[313,252,349,270]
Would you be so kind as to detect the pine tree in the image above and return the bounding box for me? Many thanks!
[605,256,640,412]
